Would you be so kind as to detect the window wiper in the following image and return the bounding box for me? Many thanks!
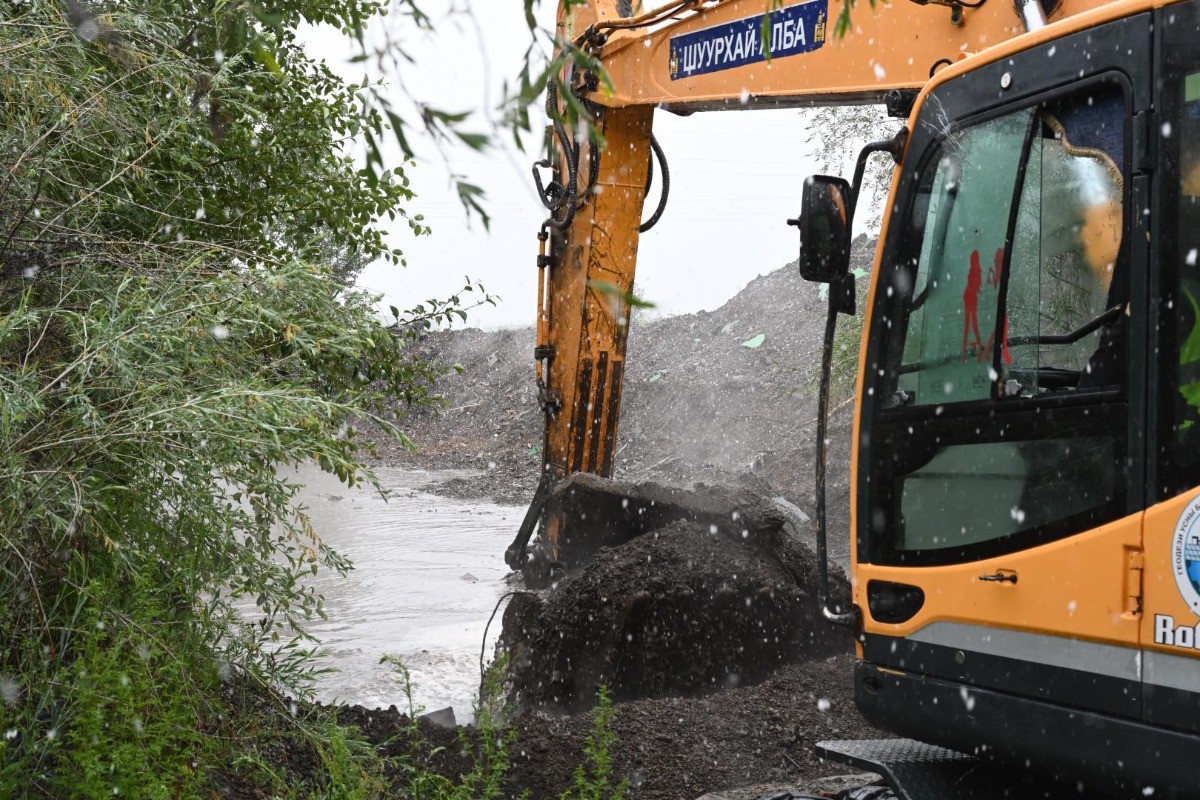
[1007,304,1123,347]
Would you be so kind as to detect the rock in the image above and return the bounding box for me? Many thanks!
[418,706,457,729]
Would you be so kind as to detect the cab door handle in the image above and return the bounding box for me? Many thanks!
[978,570,1018,584]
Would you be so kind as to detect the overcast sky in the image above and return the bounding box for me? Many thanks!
[304,3,846,329]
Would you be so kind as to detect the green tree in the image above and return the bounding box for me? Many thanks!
[0,0,550,792]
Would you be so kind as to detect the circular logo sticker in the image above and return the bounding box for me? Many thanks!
[1174,495,1200,614]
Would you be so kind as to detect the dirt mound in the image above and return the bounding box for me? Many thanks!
[519,472,795,582]
[503,479,852,713]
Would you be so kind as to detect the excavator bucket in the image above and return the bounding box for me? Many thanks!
[518,473,800,587]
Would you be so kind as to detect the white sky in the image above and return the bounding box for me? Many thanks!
[303,2,844,329]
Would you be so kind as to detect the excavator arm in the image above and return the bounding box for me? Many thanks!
[505,0,1108,570]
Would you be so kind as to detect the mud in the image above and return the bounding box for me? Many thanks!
[503,478,852,713]
[326,654,882,800]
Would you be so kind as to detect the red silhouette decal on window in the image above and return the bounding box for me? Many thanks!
[964,248,1013,365]
[962,249,985,361]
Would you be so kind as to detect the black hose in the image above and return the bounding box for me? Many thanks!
[576,135,602,209]
[544,80,580,233]
[639,135,669,233]
[806,287,844,623]
[479,589,519,693]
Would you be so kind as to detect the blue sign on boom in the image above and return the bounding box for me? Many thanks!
[669,0,828,81]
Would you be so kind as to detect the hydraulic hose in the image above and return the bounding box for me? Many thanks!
[815,283,856,628]
[541,79,580,233]
[639,135,670,233]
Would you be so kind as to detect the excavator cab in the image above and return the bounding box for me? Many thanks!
[801,6,1200,795]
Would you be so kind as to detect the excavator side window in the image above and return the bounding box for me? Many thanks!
[866,81,1130,566]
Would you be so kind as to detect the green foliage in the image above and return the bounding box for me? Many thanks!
[833,0,881,40]
[0,565,214,799]
[799,105,898,231]
[830,280,868,403]
[0,0,500,793]
[230,709,384,800]
[561,687,627,800]
[588,279,656,311]
[379,654,519,800]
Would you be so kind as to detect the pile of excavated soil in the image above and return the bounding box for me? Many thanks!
[332,654,882,800]
[504,517,852,712]
[502,477,852,713]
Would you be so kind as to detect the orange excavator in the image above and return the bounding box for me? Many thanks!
[505,0,1200,796]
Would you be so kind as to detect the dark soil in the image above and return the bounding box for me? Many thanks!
[502,476,852,714]
[329,654,881,800]
[504,516,852,712]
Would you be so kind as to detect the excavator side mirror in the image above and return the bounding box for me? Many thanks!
[796,176,854,286]
[792,175,852,285]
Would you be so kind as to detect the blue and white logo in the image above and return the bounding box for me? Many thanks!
[1173,496,1200,614]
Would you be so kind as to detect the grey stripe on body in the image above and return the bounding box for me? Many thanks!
[909,621,1142,682]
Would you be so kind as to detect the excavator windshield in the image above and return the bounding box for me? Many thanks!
[865,79,1129,564]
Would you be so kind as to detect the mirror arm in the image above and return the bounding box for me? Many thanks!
[848,127,909,222]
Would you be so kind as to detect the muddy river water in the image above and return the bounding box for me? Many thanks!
[283,463,517,721]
